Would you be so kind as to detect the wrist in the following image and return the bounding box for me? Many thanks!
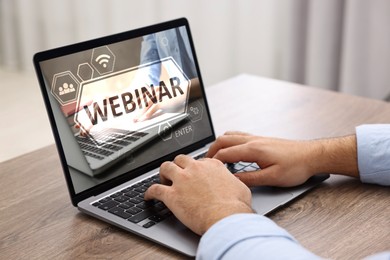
[308,135,359,178]
[200,201,254,235]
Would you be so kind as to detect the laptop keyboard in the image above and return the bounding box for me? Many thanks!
[92,152,260,228]
[77,128,149,160]
[92,174,171,228]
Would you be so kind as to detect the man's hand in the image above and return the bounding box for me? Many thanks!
[206,131,359,187]
[133,84,187,122]
[144,154,253,235]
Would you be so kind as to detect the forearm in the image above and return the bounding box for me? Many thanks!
[308,135,359,178]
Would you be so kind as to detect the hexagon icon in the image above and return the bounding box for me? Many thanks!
[174,122,195,146]
[158,122,173,141]
[187,100,204,122]
[91,46,115,75]
[77,63,94,81]
[51,71,80,105]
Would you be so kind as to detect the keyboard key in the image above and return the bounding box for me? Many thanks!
[98,197,112,204]
[154,202,167,211]
[142,177,153,184]
[84,151,104,160]
[133,131,148,137]
[143,182,154,188]
[121,187,133,193]
[124,136,139,142]
[108,207,132,219]
[136,201,154,209]
[152,176,160,183]
[149,215,164,223]
[226,163,237,173]
[128,209,155,223]
[103,144,123,151]
[114,196,128,203]
[143,221,156,228]
[110,192,122,198]
[246,165,259,171]
[158,208,173,217]
[134,186,148,193]
[128,197,143,204]
[118,202,135,209]
[132,183,143,188]
[238,162,251,166]
[126,207,142,215]
[124,191,139,198]
[98,200,120,210]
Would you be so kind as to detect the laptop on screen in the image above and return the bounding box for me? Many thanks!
[33,18,328,257]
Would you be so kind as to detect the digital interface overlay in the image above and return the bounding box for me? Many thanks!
[38,26,213,193]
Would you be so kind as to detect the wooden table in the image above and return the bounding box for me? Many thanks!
[1,74,389,259]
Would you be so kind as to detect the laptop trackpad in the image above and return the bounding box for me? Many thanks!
[250,186,294,215]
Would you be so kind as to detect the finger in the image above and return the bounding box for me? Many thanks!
[224,131,252,136]
[206,135,253,158]
[133,100,154,122]
[78,126,91,137]
[159,161,182,184]
[138,104,159,121]
[213,144,260,164]
[144,183,171,201]
[80,130,88,137]
[173,154,194,168]
[234,169,275,187]
[133,107,148,122]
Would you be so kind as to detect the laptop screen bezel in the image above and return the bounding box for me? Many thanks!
[33,18,216,206]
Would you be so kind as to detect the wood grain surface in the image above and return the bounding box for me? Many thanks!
[1,74,389,259]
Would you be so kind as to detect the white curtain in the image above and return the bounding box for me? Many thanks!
[1,0,389,99]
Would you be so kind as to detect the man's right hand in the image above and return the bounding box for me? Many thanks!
[144,155,253,235]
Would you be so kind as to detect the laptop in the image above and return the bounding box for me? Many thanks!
[33,18,329,257]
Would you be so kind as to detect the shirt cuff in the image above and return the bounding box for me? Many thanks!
[196,213,319,260]
[356,124,390,186]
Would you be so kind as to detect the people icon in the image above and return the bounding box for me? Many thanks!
[59,83,76,96]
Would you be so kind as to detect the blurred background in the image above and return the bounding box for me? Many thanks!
[1,0,390,162]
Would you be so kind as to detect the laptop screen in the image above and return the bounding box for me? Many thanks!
[35,20,214,200]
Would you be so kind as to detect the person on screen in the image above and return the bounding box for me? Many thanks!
[135,27,197,122]
[145,124,390,259]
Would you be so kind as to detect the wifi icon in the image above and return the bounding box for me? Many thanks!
[91,46,115,75]
[95,54,111,68]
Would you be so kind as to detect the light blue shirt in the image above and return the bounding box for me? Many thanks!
[356,124,390,185]
[140,27,196,86]
[197,124,390,259]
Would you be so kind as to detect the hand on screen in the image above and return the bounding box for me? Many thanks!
[133,85,187,122]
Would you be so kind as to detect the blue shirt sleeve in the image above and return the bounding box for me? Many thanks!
[196,214,321,260]
[197,214,390,260]
[356,124,390,186]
